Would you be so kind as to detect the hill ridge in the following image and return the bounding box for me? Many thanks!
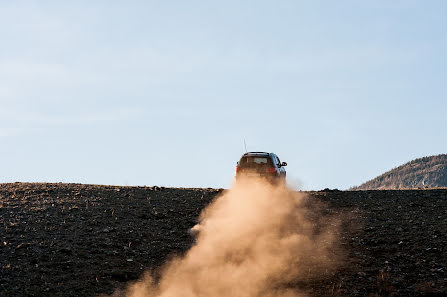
[353,153,447,190]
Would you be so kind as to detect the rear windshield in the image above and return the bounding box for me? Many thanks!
[239,156,273,168]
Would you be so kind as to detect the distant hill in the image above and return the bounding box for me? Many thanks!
[353,154,447,190]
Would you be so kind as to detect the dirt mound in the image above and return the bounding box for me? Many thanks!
[1,183,446,296]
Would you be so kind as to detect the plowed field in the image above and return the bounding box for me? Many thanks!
[1,183,446,296]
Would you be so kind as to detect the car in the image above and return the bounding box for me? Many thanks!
[235,152,287,183]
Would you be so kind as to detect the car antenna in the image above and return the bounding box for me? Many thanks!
[244,139,248,153]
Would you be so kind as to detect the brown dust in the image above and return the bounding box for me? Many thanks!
[108,178,342,297]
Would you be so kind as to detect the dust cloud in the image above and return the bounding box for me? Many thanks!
[112,178,342,297]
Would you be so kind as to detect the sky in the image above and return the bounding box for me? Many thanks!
[1,0,446,190]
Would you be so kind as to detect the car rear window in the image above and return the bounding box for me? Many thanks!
[239,156,273,168]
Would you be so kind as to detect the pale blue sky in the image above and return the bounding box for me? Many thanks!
[1,1,446,189]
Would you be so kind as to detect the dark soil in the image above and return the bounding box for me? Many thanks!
[1,183,446,297]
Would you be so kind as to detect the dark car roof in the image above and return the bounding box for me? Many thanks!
[242,152,273,157]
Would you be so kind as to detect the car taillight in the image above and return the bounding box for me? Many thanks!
[266,167,276,173]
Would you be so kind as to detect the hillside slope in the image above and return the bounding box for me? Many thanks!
[354,154,447,190]
[1,183,446,296]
